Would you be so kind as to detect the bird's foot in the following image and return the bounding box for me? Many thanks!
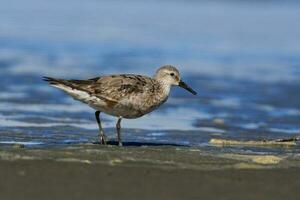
[99,135,107,145]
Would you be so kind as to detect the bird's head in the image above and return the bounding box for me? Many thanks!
[154,65,197,95]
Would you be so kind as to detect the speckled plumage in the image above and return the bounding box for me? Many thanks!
[44,65,197,146]
[45,74,168,118]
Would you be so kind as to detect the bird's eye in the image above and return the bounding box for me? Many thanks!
[170,73,175,76]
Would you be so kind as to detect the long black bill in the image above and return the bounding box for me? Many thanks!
[178,80,197,95]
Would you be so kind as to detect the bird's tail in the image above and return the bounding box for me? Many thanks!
[43,76,64,85]
[43,76,75,93]
[43,76,95,104]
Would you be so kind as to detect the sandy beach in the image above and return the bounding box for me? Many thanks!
[1,144,300,200]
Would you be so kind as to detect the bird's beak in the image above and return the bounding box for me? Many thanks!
[178,80,197,95]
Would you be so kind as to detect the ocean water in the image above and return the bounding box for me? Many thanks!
[0,0,300,153]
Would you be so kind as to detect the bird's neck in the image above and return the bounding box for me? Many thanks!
[157,80,172,97]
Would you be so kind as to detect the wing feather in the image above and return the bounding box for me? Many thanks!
[57,74,156,103]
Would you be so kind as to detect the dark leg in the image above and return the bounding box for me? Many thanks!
[116,117,122,146]
[95,111,107,145]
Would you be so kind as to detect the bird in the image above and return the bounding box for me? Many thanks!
[44,65,197,146]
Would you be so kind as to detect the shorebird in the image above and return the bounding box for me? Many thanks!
[44,65,197,146]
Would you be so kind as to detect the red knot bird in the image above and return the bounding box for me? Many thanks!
[44,65,197,146]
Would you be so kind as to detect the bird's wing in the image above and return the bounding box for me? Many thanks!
[45,74,156,103]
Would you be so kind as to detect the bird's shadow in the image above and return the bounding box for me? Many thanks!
[93,140,188,147]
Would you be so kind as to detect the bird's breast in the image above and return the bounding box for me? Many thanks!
[114,91,169,118]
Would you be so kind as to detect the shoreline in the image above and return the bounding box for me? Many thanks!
[1,144,300,199]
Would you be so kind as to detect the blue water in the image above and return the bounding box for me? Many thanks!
[0,0,300,153]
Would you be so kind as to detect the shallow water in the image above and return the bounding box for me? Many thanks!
[0,0,300,154]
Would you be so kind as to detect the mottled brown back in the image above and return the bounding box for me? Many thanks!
[46,74,160,103]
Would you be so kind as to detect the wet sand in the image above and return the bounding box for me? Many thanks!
[1,144,300,200]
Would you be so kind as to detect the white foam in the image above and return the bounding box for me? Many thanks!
[211,98,241,108]
[196,127,225,133]
[147,132,166,137]
[0,114,94,128]
[269,128,300,134]
[0,92,27,99]
[255,104,300,116]
[0,141,44,145]
[0,102,92,113]
[239,123,262,130]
